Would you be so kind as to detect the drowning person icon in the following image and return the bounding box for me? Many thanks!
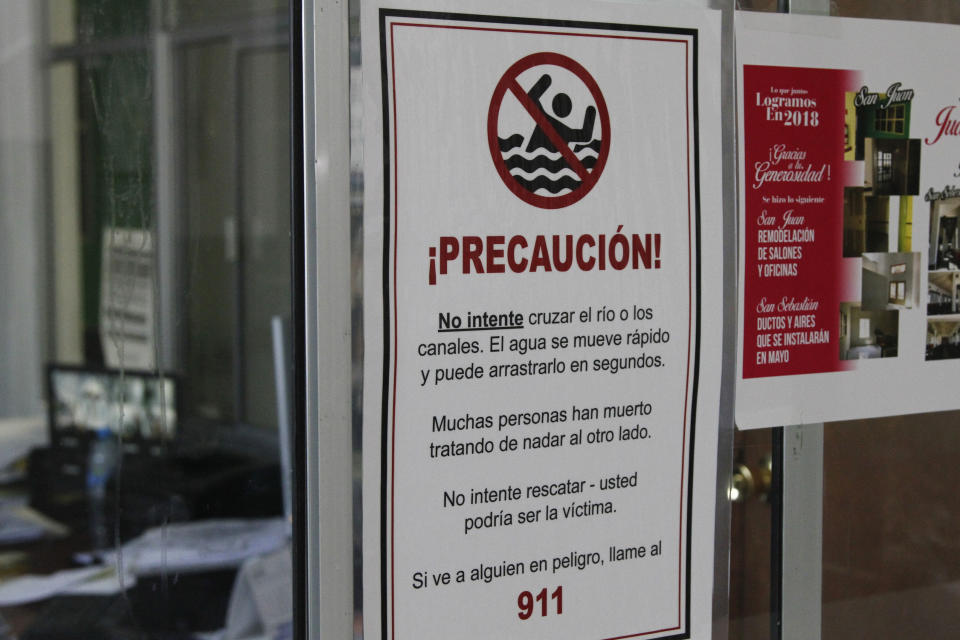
[525,73,597,153]
[488,52,609,208]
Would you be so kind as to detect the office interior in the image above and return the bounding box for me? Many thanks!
[926,270,960,317]
[1,1,960,640]
[926,320,960,360]
[842,187,914,257]
[862,138,921,197]
[838,302,899,360]
[860,252,921,310]
[929,195,960,270]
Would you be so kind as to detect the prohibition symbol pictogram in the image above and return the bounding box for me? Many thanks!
[487,52,611,209]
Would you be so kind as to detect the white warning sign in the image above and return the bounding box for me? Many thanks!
[360,2,724,638]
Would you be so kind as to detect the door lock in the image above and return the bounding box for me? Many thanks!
[730,463,755,503]
[729,455,772,503]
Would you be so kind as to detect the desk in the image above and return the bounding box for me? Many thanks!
[2,444,284,637]
[0,526,94,635]
[0,530,238,637]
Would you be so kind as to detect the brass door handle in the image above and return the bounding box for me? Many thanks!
[730,463,755,503]
[730,455,772,503]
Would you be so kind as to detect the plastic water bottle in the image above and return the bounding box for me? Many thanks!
[87,427,118,550]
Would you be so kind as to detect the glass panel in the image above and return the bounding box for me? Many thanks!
[180,42,240,423]
[76,52,155,362]
[729,428,775,640]
[738,0,779,12]
[238,47,292,429]
[48,0,151,47]
[793,3,960,639]
[833,0,960,22]
[47,0,78,48]
[50,61,85,363]
[822,413,960,638]
[75,0,151,42]
[164,0,288,29]
[0,1,293,637]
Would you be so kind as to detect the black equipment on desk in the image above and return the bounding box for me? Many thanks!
[47,364,179,457]
[28,445,283,540]
[21,588,225,639]
[33,365,282,539]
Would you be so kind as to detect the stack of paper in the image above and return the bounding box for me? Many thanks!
[104,518,288,576]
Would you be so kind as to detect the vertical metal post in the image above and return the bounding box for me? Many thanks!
[772,4,827,637]
[0,0,47,416]
[300,0,354,638]
[781,424,824,640]
[771,427,784,640]
[153,28,181,372]
[272,316,294,537]
[290,2,307,636]
[713,1,737,639]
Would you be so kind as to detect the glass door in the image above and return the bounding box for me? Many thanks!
[821,412,960,638]
[732,2,960,639]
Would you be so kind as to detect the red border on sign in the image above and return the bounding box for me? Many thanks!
[487,52,611,209]
[385,18,695,640]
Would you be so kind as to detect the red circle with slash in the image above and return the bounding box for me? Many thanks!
[487,52,610,209]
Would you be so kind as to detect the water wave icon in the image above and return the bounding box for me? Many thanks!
[498,136,601,195]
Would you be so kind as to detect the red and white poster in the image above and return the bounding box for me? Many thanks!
[737,12,960,427]
[361,1,724,638]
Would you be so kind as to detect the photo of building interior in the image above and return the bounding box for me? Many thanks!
[861,252,921,310]
[928,196,960,270]
[847,87,913,161]
[838,302,899,359]
[843,187,914,257]
[927,270,960,316]
[926,319,960,360]
[863,138,921,196]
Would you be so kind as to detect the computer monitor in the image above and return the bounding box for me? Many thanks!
[47,364,179,454]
